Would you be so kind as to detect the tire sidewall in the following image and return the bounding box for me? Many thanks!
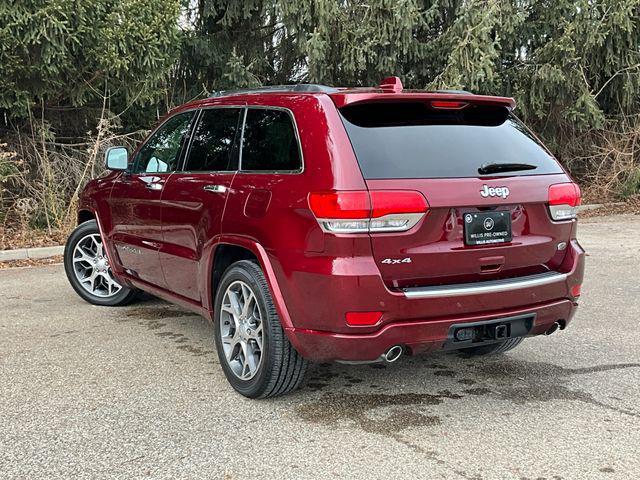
[213,262,275,398]
[64,220,133,306]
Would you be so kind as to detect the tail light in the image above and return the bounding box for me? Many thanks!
[548,183,581,221]
[308,190,428,233]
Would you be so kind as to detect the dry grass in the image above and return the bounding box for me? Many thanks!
[1,110,146,237]
[0,255,63,269]
[566,116,640,204]
[0,226,67,251]
[578,196,640,218]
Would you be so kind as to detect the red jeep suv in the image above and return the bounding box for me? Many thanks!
[64,77,585,398]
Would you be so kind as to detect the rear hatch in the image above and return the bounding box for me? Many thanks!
[336,97,577,289]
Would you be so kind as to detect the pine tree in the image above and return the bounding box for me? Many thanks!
[0,0,181,117]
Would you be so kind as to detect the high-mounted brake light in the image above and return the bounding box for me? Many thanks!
[548,183,581,221]
[308,190,428,233]
[430,100,468,110]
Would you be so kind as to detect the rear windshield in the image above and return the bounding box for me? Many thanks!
[339,102,563,179]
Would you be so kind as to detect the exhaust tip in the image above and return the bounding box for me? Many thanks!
[384,345,403,363]
[545,322,560,336]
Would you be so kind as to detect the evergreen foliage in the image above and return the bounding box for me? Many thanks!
[0,0,181,117]
[2,0,638,135]
[0,0,639,204]
[176,2,639,139]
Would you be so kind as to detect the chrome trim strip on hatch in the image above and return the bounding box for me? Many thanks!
[402,271,568,299]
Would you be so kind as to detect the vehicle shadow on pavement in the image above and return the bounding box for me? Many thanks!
[116,296,219,360]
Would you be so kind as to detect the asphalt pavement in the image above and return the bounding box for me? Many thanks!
[1,214,639,479]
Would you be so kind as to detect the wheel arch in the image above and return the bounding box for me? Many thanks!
[204,237,297,334]
[74,207,131,290]
[211,243,259,299]
[78,209,96,224]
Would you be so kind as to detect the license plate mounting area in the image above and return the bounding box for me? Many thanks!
[464,210,512,246]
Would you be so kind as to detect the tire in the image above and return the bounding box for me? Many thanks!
[459,337,525,356]
[213,260,308,398]
[64,220,138,306]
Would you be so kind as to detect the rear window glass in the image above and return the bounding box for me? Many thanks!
[241,108,301,172]
[339,102,563,179]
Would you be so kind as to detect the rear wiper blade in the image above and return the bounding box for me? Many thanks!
[478,162,537,175]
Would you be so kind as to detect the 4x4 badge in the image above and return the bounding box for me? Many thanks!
[480,184,510,199]
[381,257,412,265]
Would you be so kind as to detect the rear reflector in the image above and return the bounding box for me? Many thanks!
[571,284,581,298]
[548,183,581,220]
[308,190,428,233]
[346,311,383,326]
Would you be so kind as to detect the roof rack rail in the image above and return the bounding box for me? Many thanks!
[210,84,336,98]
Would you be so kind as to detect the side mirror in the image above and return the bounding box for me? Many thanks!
[105,146,129,171]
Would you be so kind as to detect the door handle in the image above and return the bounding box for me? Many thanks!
[145,183,163,191]
[203,184,228,194]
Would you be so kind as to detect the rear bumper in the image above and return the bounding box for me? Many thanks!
[279,239,584,362]
[286,298,577,362]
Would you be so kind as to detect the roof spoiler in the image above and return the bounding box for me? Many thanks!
[330,76,516,110]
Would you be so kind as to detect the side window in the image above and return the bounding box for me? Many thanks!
[241,108,301,172]
[183,108,242,172]
[133,112,194,174]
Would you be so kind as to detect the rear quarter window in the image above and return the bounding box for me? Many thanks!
[339,102,563,179]
[241,108,302,172]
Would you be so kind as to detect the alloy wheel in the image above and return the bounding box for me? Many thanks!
[71,233,122,298]
[219,280,264,380]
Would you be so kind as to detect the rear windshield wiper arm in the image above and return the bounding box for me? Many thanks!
[478,162,538,175]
